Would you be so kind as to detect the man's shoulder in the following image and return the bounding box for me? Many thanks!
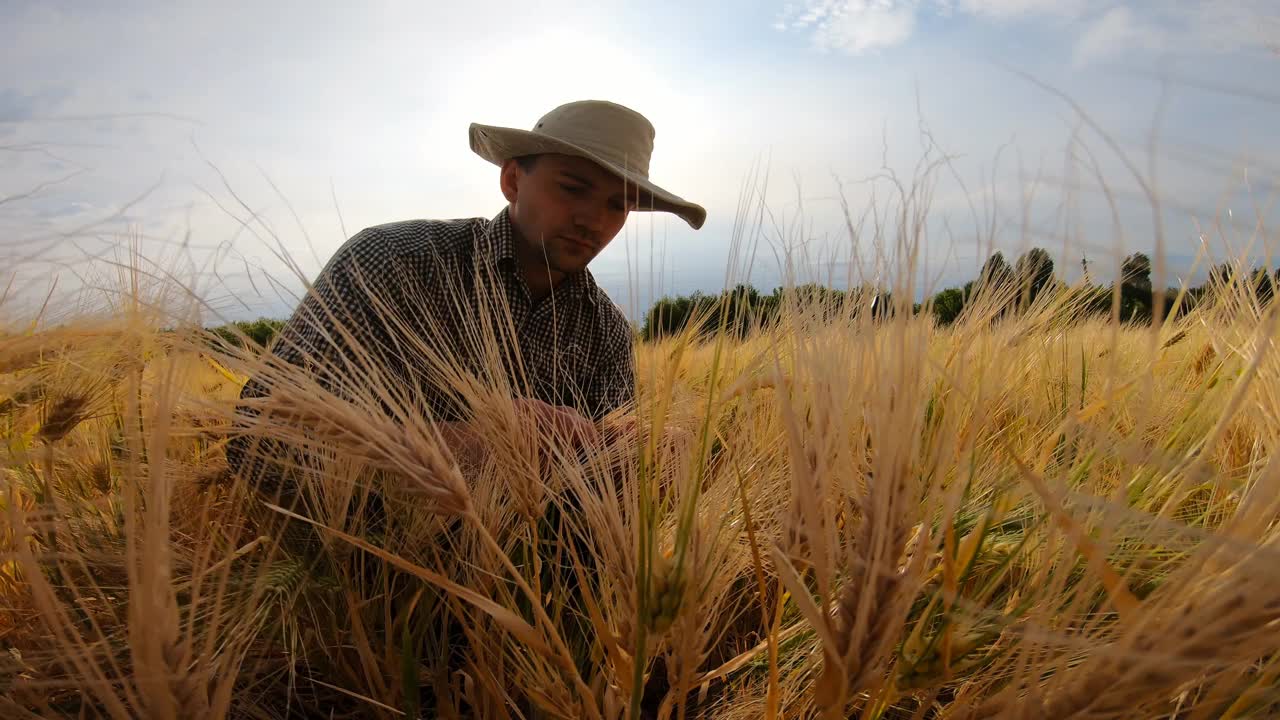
[328,216,488,275]
[359,216,487,255]
[310,217,483,291]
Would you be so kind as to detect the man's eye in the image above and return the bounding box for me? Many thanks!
[560,184,584,194]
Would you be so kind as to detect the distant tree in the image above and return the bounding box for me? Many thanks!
[867,290,897,320]
[1117,252,1154,322]
[963,252,1015,317]
[1249,267,1276,305]
[642,294,699,340]
[1211,262,1235,287]
[727,283,760,305]
[931,287,966,325]
[207,318,285,350]
[641,285,771,341]
[1121,252,1152,291]
[243,318,284,347]
[721,283,763,337]
[772,283,847,321]
[1014,247,1055,304]
[977,252,1013,291]
[1079,283,1113,318]
[1164,286,1193,319]
[629,248,1279,341]
[790,283,844,305]
[756,293,780,326]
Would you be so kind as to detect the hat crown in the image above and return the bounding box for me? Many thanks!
[531,100,654,178]
[468,98,706,229]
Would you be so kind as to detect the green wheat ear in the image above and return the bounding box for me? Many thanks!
[261,556,310,598]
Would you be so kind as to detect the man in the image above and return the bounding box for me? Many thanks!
[226,100,705,490]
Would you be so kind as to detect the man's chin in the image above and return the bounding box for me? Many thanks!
[551,256,589,277]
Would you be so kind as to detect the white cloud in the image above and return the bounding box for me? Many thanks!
[812,0,920,54]
[1072,6,1164,67]
[1179,0,1280,54]
[776,0,1089,55]
[952,0,1092,21]
[1069,1,1280,67]
[778,0,1280,58]
[776,0,903,52]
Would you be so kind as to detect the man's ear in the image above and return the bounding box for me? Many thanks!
[499,159,521,204]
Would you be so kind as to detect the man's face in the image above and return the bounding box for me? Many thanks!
[501,153,639,278]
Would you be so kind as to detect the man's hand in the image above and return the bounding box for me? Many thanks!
[513,398,600,449]
[601,415,694,454]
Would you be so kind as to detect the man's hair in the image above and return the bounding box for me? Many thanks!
[513,154,540,172]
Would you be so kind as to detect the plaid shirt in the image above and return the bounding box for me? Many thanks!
[228,206,636,478]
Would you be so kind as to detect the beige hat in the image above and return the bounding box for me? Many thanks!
[469,100,706,230]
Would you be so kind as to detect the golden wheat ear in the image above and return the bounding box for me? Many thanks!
[37,393,93,444]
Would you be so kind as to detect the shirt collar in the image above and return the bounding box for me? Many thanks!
[486,206,519,268]
[482,206,597,307]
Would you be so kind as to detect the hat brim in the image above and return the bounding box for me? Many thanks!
[469,122,706,230]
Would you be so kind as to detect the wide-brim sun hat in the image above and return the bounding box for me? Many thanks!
[469,100,706,230]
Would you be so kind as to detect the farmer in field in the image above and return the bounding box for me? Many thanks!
[226,100,704,496]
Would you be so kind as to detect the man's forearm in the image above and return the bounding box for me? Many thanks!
[434,419,488,473]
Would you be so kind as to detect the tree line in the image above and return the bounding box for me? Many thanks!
[204,249,1277,346]
[637,249,1279,340]
[205,318,286,349]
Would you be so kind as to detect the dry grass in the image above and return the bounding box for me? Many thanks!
[2,262,1278,719]
[4,135,1280,717]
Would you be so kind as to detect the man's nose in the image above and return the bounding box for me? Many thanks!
[574,203,606,233]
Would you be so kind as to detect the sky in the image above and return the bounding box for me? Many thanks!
[2,0,1278,324]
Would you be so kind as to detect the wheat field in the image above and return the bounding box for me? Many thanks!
[3,246,1279,720]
